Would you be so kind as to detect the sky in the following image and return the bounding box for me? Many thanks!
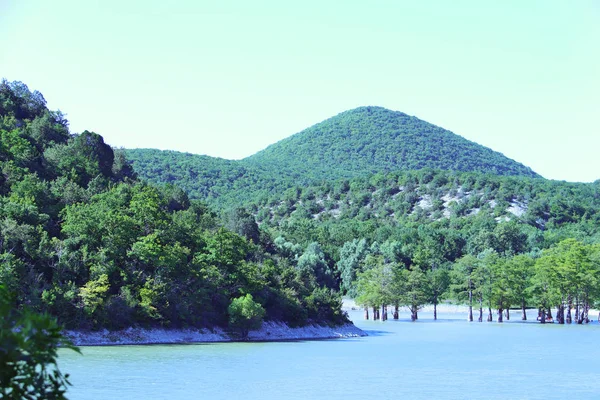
[1,0,599,182]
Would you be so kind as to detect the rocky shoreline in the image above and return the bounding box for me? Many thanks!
[64,321,366,346]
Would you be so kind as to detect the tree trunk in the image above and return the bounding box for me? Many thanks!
[578,301,588,324]
[521,299,527,321]
[505,308,510,321]
[411,307,418,321]
[364,307,369,320]
[468,289,473,322]
[547,308,553,323]
[557,303,564,324]
[478,295,483,322]
[381,304,387,321]
[373,306,378,320]
[487,307,493,322]
[497,308,503,323]
[575,295,580,324]
[540,308,546,324]
[393,304,399,320]
[585,301,590,323]
[433,294,438,321]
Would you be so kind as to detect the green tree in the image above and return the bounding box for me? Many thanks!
[226,207,260,244]
[0,284,79,399]
[228,294,265,339]
[337,238,370,296]
[505,254,535,320]
[451,254,479,321]
[426,267,450,320]
[354,255,398,320]
[398,267,429,321]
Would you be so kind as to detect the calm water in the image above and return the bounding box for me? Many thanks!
[59,309,600,399]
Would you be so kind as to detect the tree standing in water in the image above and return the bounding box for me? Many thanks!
[451,255,479,322]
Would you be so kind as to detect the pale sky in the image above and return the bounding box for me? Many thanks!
[1,0,599,182]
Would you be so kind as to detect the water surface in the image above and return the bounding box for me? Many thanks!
[60,309,600,399]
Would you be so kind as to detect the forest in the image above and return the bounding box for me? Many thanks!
[127,106,600,326]
[3,79,600,334]
[239,169,600,324]
[0,79,346,333]
[125,106,539,209]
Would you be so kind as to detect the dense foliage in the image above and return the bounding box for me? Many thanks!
[125,148,287,208]
[125,102,600,326]
[0,284,79,399]
[242,169,600,323]
[228,294,266,339]
[246,106,540,179]
[125,106,539,209]
[5,78,599,331]
[0,79,347,332]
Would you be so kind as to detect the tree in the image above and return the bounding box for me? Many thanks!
[475,250,499,322]
[297,242,335,289]
[398,267,429,321]
[427,267,450,320]
[337,238,370,297]
[488,255,511,322]
[0,284,79,399]
[451,255,479,321]
[532,252,561,324]
[228,294,265,339]
[354,256,398,320]
[226,207,260,244]
[505,254,535,320]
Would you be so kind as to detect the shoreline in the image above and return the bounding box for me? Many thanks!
[64,321,366,346]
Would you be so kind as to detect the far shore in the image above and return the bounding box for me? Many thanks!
[342,299,600,320]
[64,321,366,347]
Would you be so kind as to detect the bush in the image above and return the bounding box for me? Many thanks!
[0,284,79,399]
[228,294,265,339]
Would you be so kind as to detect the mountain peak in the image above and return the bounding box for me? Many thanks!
[243,107,540,180]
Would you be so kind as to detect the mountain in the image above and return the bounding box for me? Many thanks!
[126,106,540,208]
[244,106,540,180]
[6,79,600,335]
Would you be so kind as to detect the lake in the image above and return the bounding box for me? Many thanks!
[59,308,600,399]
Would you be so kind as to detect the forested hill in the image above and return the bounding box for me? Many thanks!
[125,148,285,206]
[244,106,540,179]
[126,106,539,208]
[1,79,347,332]
[6,79,600,332]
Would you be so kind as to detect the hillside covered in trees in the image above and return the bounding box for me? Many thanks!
[4,79,600,333]
[126,106,540,209]
[242,169,600,324]
[0,79,347,332]
[127,101,600,327]
[245,106,540,179]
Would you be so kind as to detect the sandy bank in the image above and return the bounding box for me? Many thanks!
[64,321,366,346]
